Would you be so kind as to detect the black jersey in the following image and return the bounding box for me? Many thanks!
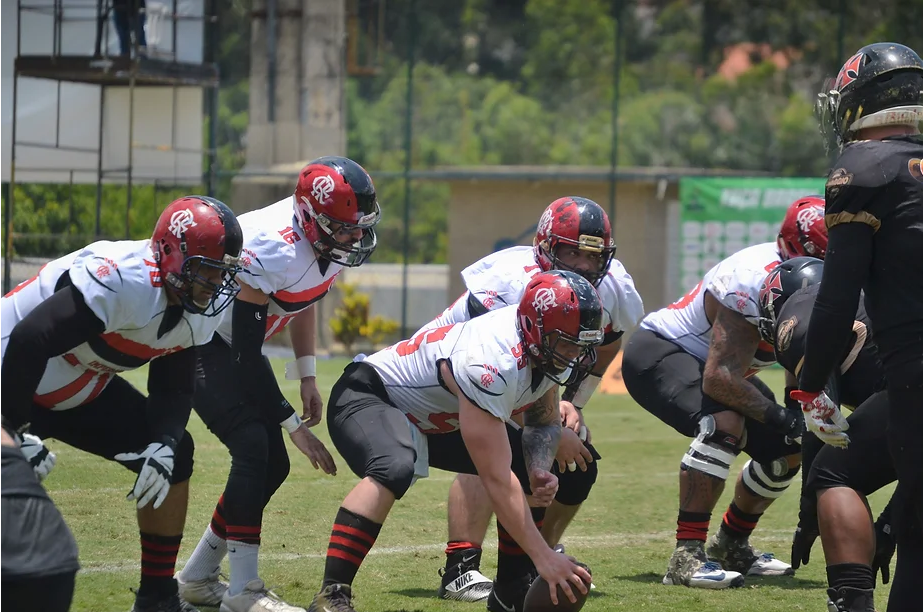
[801,135,923,391]
[775,284,885,408]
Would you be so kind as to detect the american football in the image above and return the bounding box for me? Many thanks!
[523,561,592,612]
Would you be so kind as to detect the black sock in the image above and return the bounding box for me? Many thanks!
[322,507,383,588]
[496,508,544,583]
[827,562,875,591]
[138,532,182,597]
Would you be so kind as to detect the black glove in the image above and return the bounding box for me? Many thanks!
[871,515,895,585]
[766,403,805,444]
[791,523,819,570]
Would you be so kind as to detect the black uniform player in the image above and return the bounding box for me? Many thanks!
[794,42,923,612]
[759,260,896,611]
[1,422,80,612]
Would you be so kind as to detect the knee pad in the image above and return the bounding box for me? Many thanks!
[681,415,740,481]
[741,458,800,499]
[171,430,195,484]
[554,459,598,506]
[366,450,416,500]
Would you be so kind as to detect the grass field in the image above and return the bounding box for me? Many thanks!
[44,358,894,612]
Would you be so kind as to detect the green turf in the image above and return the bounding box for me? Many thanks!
[44,360,893,611]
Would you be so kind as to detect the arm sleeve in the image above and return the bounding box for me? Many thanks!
[799,223,873,392]
[230,299,295,423]
[1,279,105,429]
[146,348,196,444]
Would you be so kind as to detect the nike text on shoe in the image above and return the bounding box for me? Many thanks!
[177,571,228,607]
[307,583,355,612]
[438,551,493,602]
[131,592,201,612]
[706,533,794,576]
[219,579,305,612]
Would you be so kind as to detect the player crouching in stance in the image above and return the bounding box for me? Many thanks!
[622,196,828,589]
[307,271,599,612]
[177,157,379,612]
[1,196,244,612]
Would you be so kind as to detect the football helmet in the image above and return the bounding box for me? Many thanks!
[777,196,828,260]
[817,42,923,148]
[757,256,824,345]
[151,196,243,316]
[294,156,381,267]
[534,197,616,287]
[517,270,604,385]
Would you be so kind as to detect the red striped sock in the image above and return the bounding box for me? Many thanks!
[322,507,383,588]
[676,510,711,542]
[225,523,261,547]
[496,507,544,582]
[720,502,762,539]
[209,494,227,539]
[139,532,182,596]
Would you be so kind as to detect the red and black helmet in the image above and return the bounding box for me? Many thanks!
[151,196,243,317]
[777,196,828,261]
[517,270,604,385]
[533,197,616,287]
[294,156,381,267]
[757,256,824,345]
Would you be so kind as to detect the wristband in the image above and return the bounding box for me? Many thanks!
[285,355,317,380]
[280,412,303,434]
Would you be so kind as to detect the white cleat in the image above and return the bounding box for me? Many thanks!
[220,579,306,612]
[177,571,228,607]
[662,560,746,589]
[745,552,794,576]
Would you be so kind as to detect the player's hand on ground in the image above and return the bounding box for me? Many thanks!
[791,524,819,570]
[300,377,324,428]
[790,390,850,447]
[114,439,175,509]
[290,425,337,475]
[20,433,56,481]
[534,550,591,605]
[528,468,558,507]
[555,427,594,473]
[559,400,581,433]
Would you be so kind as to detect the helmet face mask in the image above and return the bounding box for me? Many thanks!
[302,198,380,267]
[534,197,616,287]
[172,254,242,317]
[535,327,602,386]
[757,256,824,346]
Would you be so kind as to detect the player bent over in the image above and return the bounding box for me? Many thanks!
[1,196,243,612]
[177,157,379,612]
[432,197,644,602]
[307,270,599,612]
[621,196,828,588]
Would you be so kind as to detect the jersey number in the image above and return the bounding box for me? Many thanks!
[394,324,455,357]
[668,281,703,310]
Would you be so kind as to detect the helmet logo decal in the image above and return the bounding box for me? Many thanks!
[537,208,553,237]
[835,52,863,90]
[795,206,823,233]
[531,287,557,312]
[910,158,923,183]
[168,209,197,238]
[311,174,336,205]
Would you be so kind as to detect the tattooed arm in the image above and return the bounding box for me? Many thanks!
[701,293,779,423]
[522,386,563,474]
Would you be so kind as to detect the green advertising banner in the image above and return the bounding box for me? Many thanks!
[677,177,825,298]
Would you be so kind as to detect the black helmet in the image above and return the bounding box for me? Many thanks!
[817,42,923,148]
[757,257,824,345]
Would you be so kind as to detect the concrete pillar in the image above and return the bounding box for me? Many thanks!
[301,0,347,159]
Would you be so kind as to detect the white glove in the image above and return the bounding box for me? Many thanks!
[20,433,56,481]
[790,390,850,448]
[114,441,175,509]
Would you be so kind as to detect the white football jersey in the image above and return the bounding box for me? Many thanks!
[216,197,343,343]
[642,242,781,375]
[364,305,556,434]
[428,246,644,337]
[1,240,219,410]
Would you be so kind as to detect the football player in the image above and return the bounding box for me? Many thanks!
[176,157,378,612]
[1,196,244,612]
[1,421,79,612]
[756,259,895,612]
[621,196,827,588]
[432,196,644,603]
[795,42,923,612]
[306,271,600,612]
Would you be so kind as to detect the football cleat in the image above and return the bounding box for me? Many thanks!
[438,554,493,602]
[176,571,228,607]
[826,587,876,612]
[662,540,745,589]
[130,592,200,612]
[486,572,536,612]
[307,583,356,612]
[219,579,305,612]
[706,532,794,576]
